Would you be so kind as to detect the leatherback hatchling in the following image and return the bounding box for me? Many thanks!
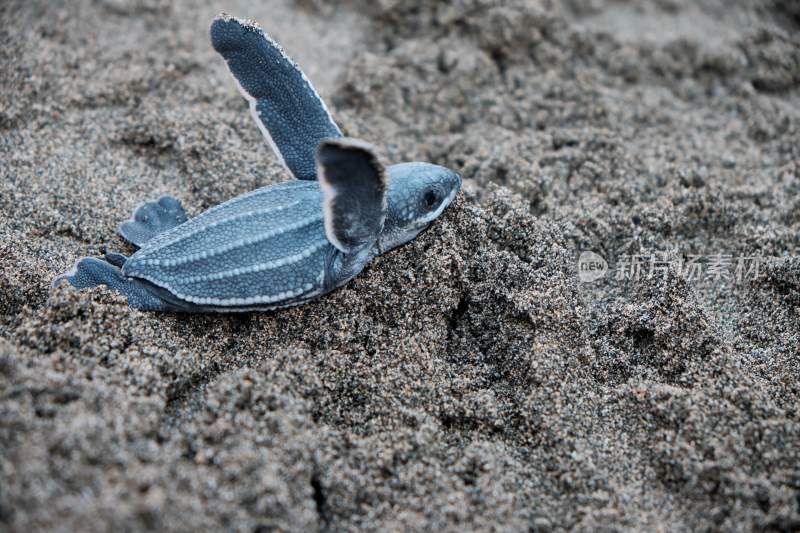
[53,13,462,312]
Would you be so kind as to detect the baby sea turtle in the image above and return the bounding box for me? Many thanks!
[53,13,462,312]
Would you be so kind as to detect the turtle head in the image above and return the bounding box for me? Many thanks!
[378,162,462,254]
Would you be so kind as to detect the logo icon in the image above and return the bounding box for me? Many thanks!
[578,251,608,283]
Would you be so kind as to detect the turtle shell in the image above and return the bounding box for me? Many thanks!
[123,180,333,307]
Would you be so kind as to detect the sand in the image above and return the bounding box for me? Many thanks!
[1,0,799,531]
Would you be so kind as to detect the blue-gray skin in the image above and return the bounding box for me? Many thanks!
[52,14,461,312]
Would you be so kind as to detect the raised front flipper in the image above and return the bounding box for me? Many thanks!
[318,138,387,253]
[119,196,188,247]
[210,13,342,180]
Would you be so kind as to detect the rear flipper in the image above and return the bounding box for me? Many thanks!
[52,257,173,311]
[100,247,128,268]
[119,196,188,247]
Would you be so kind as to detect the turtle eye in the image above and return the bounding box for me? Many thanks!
[422,189,440,210]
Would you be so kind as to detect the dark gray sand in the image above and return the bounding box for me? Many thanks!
[2,0,799,530]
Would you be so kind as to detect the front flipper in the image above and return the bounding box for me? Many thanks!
[317,138,387,253]
[210,13,342,180]
[52,257,174,311]
[119,196,188,247]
